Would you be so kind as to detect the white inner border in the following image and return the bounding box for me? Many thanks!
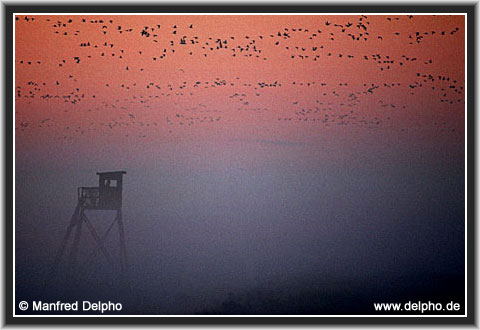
[12,12,468,318]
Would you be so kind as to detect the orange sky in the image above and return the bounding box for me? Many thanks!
[15,14,465,169]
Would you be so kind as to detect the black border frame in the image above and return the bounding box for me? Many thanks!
[4,3,475,326]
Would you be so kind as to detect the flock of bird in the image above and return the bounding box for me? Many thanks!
[15,15,464,142]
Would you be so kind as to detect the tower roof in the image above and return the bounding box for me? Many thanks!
[96,171,127,176]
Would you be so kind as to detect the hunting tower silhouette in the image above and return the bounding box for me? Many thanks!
[48,171,128,288]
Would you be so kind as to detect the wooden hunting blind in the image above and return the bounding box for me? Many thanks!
[78,171,126,210]
[49,170,128,288]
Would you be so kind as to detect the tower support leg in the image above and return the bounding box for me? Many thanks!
[67,207,84,282]
[116,209,128,287]
[46,203,81,288]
